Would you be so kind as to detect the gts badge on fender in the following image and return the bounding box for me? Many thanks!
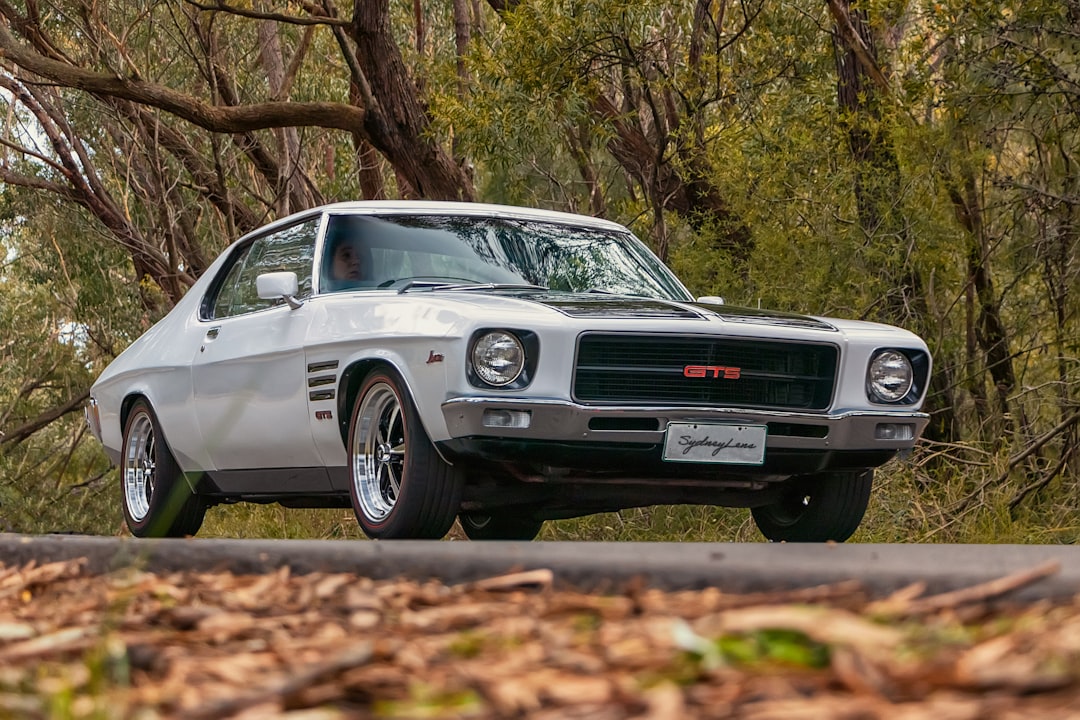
[684,365,741,379]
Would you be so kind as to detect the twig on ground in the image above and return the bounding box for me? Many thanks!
[177,642,374,720]
[866,560,1061,617]
[461,568,555,593]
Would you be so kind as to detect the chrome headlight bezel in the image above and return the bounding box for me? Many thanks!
[469,330,534,388]
[866,349,915,403]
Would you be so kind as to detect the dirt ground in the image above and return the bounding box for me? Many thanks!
[2,556,1080,719]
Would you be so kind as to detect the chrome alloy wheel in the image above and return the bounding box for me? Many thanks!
[353,381,406,522]
[123,411,155,522]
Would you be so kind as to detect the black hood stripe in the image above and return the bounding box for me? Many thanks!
[521,293,706,319]
[692,302,837,331]
[507,292,835,329]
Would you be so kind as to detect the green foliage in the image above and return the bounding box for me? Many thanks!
[714,628,831,669]
[0,200,135,534]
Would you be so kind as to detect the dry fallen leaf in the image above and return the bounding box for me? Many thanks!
[0,558,1078,718]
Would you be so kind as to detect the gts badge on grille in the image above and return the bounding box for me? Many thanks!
[683,365,741,379]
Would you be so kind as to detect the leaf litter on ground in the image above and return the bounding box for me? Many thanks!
[0,556,1079,718]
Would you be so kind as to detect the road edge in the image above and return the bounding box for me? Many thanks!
[4,534,1080,600]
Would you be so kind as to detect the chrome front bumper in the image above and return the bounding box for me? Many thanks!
[441,397,929,451]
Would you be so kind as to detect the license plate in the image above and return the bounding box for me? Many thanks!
[662,423,767,465]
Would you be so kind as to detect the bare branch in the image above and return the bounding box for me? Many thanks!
[280,25,315,100]
[0,130,68,176]
[826,0,891,94]
[0,389,90,448]
[0,21,366,135]
[183,0,350,27]
[952,410,1080,513]
[0,164,77,198]
[106,99,260,235]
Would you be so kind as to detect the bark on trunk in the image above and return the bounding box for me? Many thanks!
[348,1,474,201]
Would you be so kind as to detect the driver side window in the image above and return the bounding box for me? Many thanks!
[210,218,319,319]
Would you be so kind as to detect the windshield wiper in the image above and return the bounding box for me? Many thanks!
[396,281,547,294]
[395,280,460,294]
[447,283,548,292]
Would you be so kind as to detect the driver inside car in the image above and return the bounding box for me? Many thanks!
[323,230,370,292]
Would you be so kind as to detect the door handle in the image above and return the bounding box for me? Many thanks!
[205,327,220,340]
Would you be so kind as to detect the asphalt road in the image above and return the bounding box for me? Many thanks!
[2,533,1079,600]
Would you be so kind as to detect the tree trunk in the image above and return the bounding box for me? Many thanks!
[829,0,958,443]
[945,167,1022,440]
[349,1,474,201]
[256,14,317,214]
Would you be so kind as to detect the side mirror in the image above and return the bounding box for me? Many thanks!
[257,271,303,309]
[697,295,725,305]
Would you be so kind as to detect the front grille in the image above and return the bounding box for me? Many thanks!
[574,333,838,410]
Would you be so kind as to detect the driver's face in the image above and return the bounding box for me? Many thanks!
[332,241,361,281]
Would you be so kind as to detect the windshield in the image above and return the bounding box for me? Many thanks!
[318,213,692,301]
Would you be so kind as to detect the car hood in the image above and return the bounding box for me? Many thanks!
[495,291,838,331]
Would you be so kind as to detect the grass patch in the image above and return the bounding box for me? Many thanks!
[538,505,761,543]
[200,505,366,540]
[10,445,1080,544]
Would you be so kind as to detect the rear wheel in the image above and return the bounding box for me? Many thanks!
[459,513,544,541]
[751,469,872,543]
[348,368,464,539]
[120,399,205,538]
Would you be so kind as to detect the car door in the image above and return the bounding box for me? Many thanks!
[191,216,324,472]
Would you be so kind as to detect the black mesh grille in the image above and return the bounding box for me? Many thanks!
[574,334,837,410]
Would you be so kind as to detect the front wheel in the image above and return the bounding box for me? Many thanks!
[120,399,205,538]
[459,513,544,541]
[348,368,464,539]
[751,469,873,543]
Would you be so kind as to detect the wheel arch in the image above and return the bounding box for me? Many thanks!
[119,392,150,437]
[337,358,392,448]
[119,392,203,493]
[336,357,456,466]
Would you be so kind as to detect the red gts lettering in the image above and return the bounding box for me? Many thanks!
[683,365,741,379]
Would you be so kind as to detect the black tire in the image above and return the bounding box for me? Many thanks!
[348,368,464,539]
[751,469,873,543]
[120,399,206,538]
[459,513,544,541]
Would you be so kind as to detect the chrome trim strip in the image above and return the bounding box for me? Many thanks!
[441,396,929,450]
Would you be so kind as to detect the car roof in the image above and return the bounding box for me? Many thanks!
[240,200,630,242]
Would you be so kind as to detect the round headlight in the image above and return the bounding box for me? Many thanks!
[471,331,525,386]
[867,350,913,402]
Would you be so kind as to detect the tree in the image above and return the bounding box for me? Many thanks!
[467,0,759,263]
[929,0,1080,503]
[826,0,964,443]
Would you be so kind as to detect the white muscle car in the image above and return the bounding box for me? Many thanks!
[86,201,931,542]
